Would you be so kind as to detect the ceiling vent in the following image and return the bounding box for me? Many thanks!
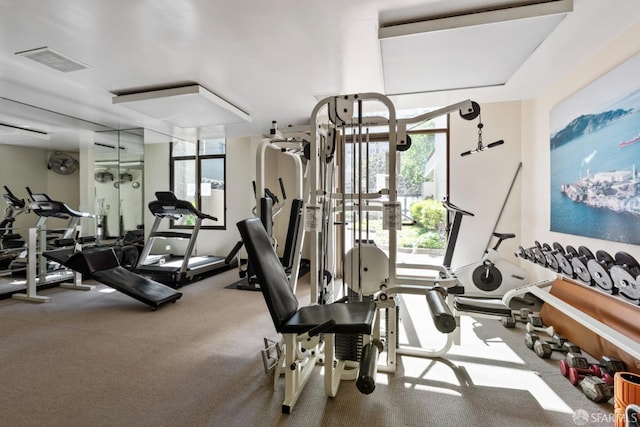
[379,0,573,95]
[112,84,251,128]
[14,47,89,73]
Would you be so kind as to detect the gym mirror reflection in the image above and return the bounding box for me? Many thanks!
[94,128,144,241]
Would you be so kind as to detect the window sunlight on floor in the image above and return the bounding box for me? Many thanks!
[388,293,574,414]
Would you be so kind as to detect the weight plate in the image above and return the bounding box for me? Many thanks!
[587,259,616,293]
[578,246,595,260]
[553,242,565,254]
[615,251,640,272]
[471,264,502,292]
[542,243,552,252]
[595,250,614,266]
[545,253,560,271]
[532,247,547,267]
[571,257,592,284]
[566,245,578,256]
[555,253,574,277]
[610,265,640,303]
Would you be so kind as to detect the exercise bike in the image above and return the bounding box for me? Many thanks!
[443,200,528,299]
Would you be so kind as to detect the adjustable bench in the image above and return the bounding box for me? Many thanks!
[61,246,182,310]
[237,218,381,414]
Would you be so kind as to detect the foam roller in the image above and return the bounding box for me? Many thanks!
[614,372,640,427]
[426,288,456,333]
[356,339,383,395]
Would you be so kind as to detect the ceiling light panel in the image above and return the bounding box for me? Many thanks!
[15,47,89,72]
[379,0,573,95]
[112,85,251,129]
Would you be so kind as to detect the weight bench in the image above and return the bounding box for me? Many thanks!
[237,218,381,414]
[65,246,182,310]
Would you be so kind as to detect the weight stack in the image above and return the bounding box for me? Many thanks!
[335,291,372,361]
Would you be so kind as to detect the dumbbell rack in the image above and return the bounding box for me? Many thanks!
[510,248,640,367]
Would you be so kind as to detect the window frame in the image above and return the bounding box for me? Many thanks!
[169,139,227,230]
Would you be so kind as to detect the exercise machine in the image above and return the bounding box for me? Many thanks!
[0,186,27,271]
[135,191,232,287]
[8,188,97,302]
[238,217,380,414]
[443,200,528,299]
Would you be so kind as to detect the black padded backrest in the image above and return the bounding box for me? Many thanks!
[82,247,120,273]
[281,198,303,270]
[237,218,298,332]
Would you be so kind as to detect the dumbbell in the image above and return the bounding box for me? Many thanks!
[552,243,575,277]
[524,328,581,359]
[538,242,560,272]
[587,250,617,294]
[579,376,613,403]
[525,322,554,336]
[610,252,640,304]
[588,356,627,386]
[532,241,548,267]
[571,246,595,285]
[559,352,590,378]
[501,308,543,328]
[534,339,581,359]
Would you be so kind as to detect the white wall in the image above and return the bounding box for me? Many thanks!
[0,145,80,234]
[142,135,257,258]
[448,101,523,270]
[521,20,640,282]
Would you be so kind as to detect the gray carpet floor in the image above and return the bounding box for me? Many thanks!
[0,268,614,426]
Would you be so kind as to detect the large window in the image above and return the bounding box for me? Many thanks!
[170,138,226,229]
[339,112,449,256]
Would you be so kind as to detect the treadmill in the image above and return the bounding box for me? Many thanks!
[26,189,181,309]
[135,191,229,287]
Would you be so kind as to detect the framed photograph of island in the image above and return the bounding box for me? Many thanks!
[550,52,640,244]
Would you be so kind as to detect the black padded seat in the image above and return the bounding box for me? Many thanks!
[282,302,375,335]
[237,217,375,336]
[453,296,512,317]
[43,248,77,266]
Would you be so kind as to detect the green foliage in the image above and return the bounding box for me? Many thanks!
[409,198,445,232]
[398,134,435,196]
[414,231,445,249]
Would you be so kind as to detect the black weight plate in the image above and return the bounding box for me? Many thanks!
[566,245,578,256]
[553,242,565,254]
[578,246,595,260]
[542,243,552,252]
[615,252,640,270]
[534,240,542,249]
[595,250,615,266]
[471,264,502,292]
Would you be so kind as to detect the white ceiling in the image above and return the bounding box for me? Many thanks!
[0,0,639,151]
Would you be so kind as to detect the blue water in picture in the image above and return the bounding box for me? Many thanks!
[550,111,640,244]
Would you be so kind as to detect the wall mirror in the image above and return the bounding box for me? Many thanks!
[94,128,144,241]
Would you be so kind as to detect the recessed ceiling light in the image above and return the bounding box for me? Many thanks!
[14,46,89,72]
